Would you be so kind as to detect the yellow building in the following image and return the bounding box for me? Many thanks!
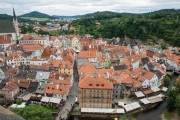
[78,73,113,108]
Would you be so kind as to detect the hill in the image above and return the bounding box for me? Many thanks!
[53,11,127,19]
[65,9,180,47]
[19,11,56,19]
[0,14,32,22]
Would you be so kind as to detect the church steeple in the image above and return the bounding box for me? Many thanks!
[12,7,19,39]
[13,7,17,20]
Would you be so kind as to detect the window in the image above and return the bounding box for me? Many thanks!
[84,89,86,92]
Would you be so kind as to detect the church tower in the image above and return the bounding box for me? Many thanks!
[13,7,19,37]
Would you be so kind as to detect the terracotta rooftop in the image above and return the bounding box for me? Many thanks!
[78,61,97,75]
[3,82,18,91]
[22,44,44,51]
[5,68,18,76]
[8,78,30,88]
[77,51,97,59]
[78,73,113,89]
[0,35,11,44]
[45,83,69,94]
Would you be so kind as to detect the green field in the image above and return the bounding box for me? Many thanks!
[21,17,49,21]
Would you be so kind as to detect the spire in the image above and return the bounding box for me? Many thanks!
[13,7,17,20]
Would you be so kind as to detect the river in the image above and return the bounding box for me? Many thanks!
[69,74,178,120]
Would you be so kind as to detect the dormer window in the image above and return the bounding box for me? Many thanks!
[52,88,54,90]
[96,84,99,86]
[60,89,62,91]
[101,84,104,87]
[89,84,92,86]
[48,87,49,89]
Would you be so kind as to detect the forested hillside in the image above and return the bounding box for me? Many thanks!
[70,10,180,46]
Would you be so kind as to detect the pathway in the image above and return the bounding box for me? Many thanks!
[55,61,79,120]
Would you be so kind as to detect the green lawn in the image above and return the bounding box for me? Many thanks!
[21,17,49,21]
[163,109,172,120]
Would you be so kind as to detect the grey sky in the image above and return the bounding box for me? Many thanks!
[0,0,179,16]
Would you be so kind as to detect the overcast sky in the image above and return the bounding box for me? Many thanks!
[0,0,180,16]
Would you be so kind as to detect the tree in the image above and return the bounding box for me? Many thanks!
[175,95,180,115]
[11,105,52,120]
[168,89,178,100]
[174,80,180,94]
[161,43,167,50]
[164,75,171,87]
[166,97,176,111]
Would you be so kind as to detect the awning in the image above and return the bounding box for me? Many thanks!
[151,87,160,92]
[140,98,150,105]
[148,97,163,103]
[118,102,124,107]
[142,89,153,95]
[49,97,61,104]
[134,91,145,98]
[124,105,134,112]
[131,102,141,109]
[81,108,125,114]
[41,97,50,103]
[116,109,125,114]
[161,87,168,92]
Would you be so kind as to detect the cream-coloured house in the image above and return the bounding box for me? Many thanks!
[19,34,49,46]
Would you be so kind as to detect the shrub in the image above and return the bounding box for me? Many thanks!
[164,75,171,87]
[16,100,23,105]
[7,100,13,106]
[0,94,3,98]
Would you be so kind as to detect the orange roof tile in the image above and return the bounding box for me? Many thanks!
[0,35,11,44]
[78,61,97,75]
[5,67,18,76]
[8,78,30,88]
[78,74,113,89]
[77,51,97,59]
[45,84,69,94]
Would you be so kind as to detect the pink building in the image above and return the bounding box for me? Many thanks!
[0,82,19,100]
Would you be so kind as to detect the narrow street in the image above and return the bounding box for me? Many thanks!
[55,61,79,120]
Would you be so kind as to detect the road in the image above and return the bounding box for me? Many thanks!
[55,61,79,120]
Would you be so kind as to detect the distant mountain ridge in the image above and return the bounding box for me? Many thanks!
[19,11,56,19]
[52,9,180,18]
[1,9,180,21]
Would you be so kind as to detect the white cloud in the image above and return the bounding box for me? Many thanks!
[0,0,180,16]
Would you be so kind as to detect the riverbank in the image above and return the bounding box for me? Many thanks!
[161,109,180,120]
[70,100,161,119]
[69,75,179,120]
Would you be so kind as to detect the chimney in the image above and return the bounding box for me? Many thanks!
[18,80,20,84]
[39,82,42,86]
[59,76,62,80]
[56,84,59,89]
